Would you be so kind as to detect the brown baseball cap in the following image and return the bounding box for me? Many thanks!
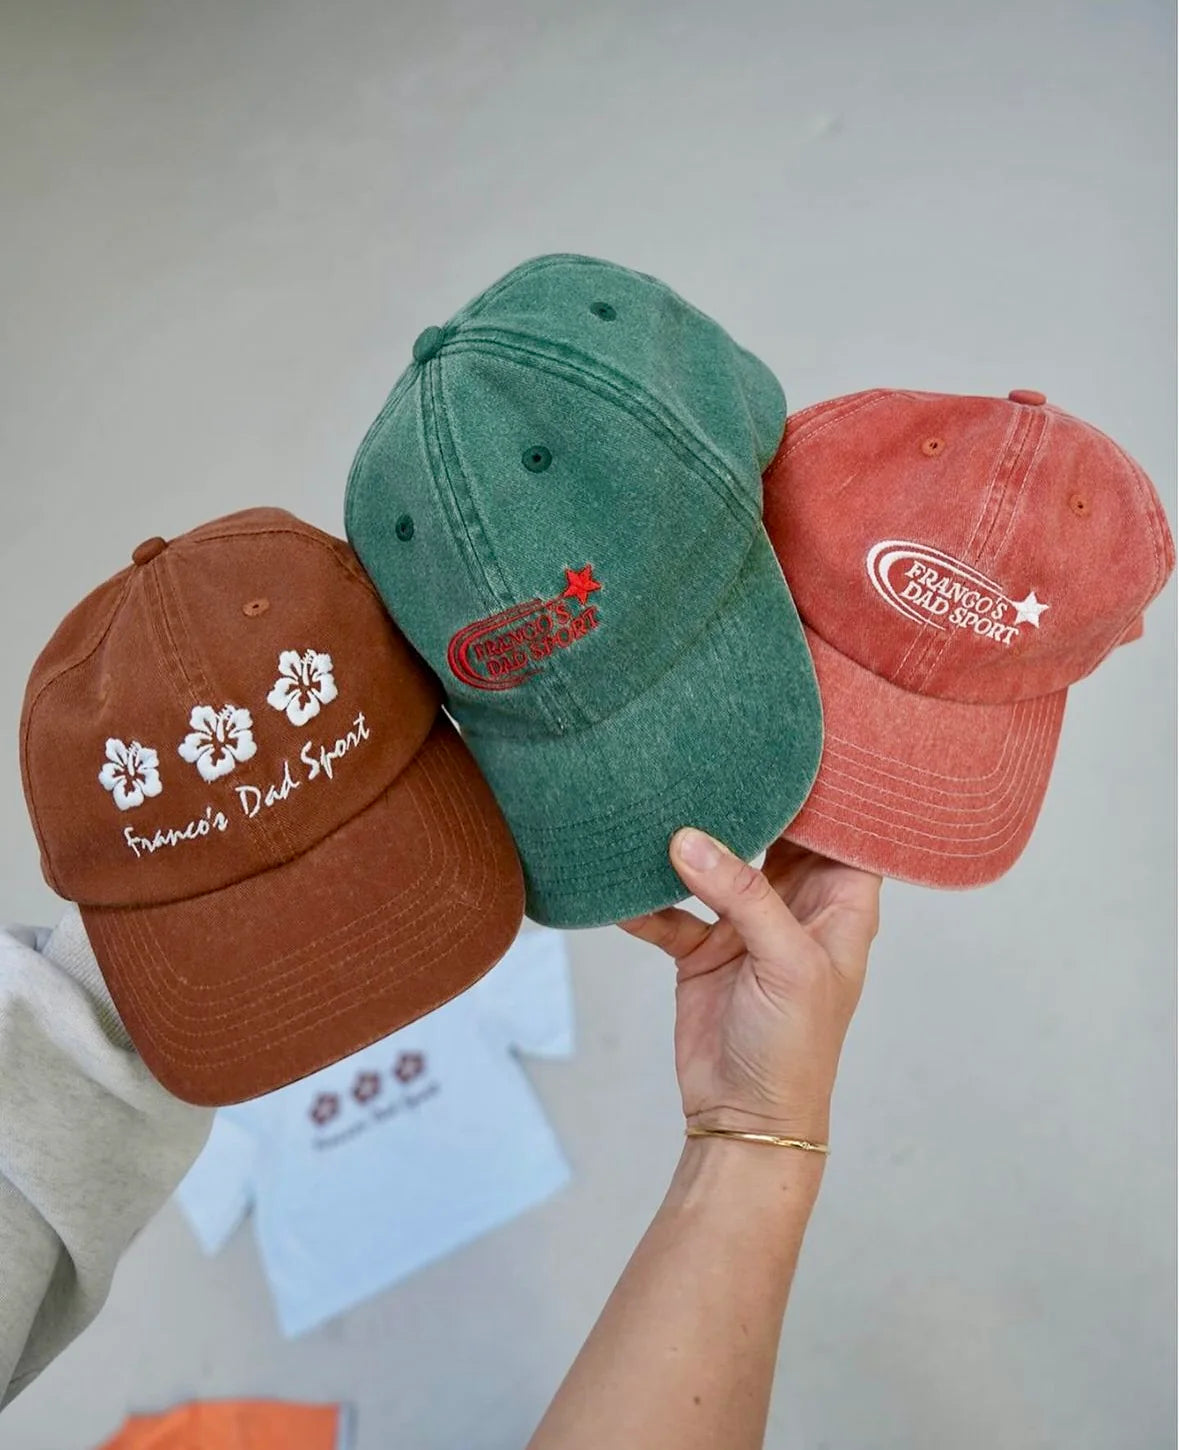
[20,508,524,1105]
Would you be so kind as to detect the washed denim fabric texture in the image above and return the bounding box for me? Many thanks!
[346,254,822,926]
[20,508,524,1104]
[175,928,572,1338]
[762,389,1175,887]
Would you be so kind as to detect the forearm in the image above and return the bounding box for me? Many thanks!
[528,1137,824,1450]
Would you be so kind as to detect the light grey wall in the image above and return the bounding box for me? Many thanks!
[0,2,1173,1447]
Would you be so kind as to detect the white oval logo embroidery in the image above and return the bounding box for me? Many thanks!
[865,540,1048,647]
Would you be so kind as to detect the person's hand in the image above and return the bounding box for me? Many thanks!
[621,831,881,1143]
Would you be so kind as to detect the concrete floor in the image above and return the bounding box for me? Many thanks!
[0,2,1174,1446]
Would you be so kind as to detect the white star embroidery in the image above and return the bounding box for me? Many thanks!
[1011,590,1049,628]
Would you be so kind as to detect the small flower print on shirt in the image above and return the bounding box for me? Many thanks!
[393,1051,426,1085]
[352,1071,382,1105]
[177,705,258,782]
[98,738,163,811]
[267,649,338,726]
[309,1092,341,1127]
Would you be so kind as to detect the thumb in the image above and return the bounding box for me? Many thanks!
[669,828,812,965]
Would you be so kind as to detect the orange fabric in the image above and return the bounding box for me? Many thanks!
[97,1399,343,1449]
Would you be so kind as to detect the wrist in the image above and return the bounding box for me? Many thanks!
[666,1131,826,1226]
[684,1101,831,1144]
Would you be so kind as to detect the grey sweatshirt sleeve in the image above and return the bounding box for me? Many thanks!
[0,907,211,1407]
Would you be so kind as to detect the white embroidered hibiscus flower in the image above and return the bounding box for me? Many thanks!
[177,704,257,782]
[98,738,163,811]
[267,649,338,726]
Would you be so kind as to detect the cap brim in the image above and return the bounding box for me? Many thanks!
[783,628,1067,887]
[82,719,524,1105]
[463,529,823,927]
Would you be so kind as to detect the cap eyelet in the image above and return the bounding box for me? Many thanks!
[920,437,945,457]
[1068,493,1090,517]
[590,301,616,321]
[395,514,415,541]
[522,445,552,473]
[242,597,270,617]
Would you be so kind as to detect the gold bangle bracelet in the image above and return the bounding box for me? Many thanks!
[685,1125,830,1155]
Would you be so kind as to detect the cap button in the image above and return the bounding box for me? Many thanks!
[131,536,168,565]
[1008,389,1047,406]
[412,326,446,364]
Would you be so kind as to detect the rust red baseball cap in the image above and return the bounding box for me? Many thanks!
[20,508,524,1104]
[764,389,1174,887]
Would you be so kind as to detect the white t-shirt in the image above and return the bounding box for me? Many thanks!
[175,928,573,1337]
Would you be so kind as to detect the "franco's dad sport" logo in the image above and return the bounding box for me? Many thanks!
[866,540,1049,646]
[447,565,602,691]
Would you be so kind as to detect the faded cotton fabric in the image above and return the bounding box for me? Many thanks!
[21,509,524,1107]
[0,907,211,1407]
[346,253,822,926]
[470,531,819,924]
[764,389,1175,887]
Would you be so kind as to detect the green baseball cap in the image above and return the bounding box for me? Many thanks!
[345,254,821,927]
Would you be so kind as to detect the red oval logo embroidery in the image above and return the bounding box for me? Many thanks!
[447,566,603,691]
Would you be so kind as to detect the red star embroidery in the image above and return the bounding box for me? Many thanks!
[352,1071,382,1105]
[562,564,601,607]
[393,1051,426,1084]
[309,1092,340,1126]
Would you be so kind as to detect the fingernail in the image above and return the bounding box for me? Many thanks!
[674,828,722,871]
